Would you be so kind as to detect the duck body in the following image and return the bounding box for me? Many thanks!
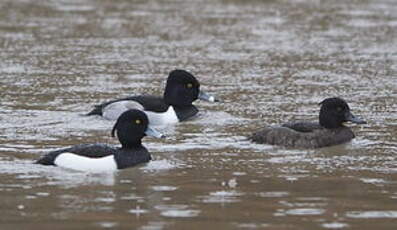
[251,122,355,148]
[250,98,366,149]
[36,110,164,172]
[88,95,197,124]
[87,70,216,124]
[36,144,151,171]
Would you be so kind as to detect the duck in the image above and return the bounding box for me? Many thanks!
[86,69,218,125]
[36,109,165,172]
[250,97,366,148]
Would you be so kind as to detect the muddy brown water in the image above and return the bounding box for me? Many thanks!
[1,0,397,229]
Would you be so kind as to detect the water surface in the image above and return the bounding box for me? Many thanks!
[1,0,397,229]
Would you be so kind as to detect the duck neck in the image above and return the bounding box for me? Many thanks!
[120,140,142,150]
[319,117,343,129]
[173,104,198,121]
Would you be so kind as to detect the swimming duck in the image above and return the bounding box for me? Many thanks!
[250,97,366,148]
[87,69,217,125]
[36,109,164,171]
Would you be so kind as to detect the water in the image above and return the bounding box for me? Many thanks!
[1,0,397,229]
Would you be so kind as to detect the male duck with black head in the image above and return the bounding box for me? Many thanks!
[87,69,218,125]
[36,109,164,172]
[250,97,366,148]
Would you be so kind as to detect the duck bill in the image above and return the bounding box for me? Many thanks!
[198,91,218,102]
[345,112,366,124]
[145,126,166,138]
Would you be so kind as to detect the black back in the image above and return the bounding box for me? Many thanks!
[282,122,322,132]
[87,95,169,116]
[36,144,118,165]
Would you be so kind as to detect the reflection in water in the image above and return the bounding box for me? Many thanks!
[346,211,397,219]
[0,159,117,187]
[0,0,397,229]
[142,159,184,172]
[322,222,349,229]
[128,205,149,216]
[151,186,178,192]
[283,208,325,216]
[199,190,244,204]
[160,209,200,218]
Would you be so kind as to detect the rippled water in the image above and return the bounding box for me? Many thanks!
[1,0,397,229]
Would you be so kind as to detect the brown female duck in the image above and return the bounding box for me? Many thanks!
[250,97,366,148]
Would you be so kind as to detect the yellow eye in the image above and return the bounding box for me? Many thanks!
[135,119,141,124]
[187,83,193,88]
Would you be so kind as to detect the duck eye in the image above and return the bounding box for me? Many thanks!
[336,107,343,112]
[186,83,193,88]
[135,119,141,124]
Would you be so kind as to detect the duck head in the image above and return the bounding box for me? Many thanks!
[319,97,366,129]
[163,69,217,107]
[111,109,164,148]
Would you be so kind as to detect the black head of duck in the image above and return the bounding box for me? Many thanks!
[164,69,217,107]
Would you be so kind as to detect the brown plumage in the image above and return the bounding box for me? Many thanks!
[250,122,355,148]
[250,98,366,149]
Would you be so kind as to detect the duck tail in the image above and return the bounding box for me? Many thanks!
[86,105,102,116]
[35,157,54,166]
[35,154,57,166]
[249,128,272,144]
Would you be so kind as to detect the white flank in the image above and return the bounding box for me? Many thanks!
[103,101,179,125]
[102,101,144,120]
[54,153,118,172]
[145,106,179,126]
